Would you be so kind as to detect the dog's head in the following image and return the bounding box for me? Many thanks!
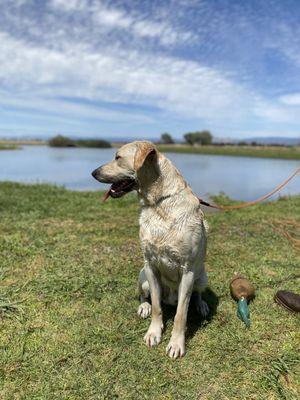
[91,141,158,200]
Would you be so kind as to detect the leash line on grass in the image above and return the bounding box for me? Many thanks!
[198,166,300,211]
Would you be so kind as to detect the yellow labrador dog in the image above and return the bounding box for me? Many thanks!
[92,141,209,359]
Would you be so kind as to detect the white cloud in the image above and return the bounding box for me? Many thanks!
[0,90,153,124]
[1,0,300,138]
[0,31,253,123]
[131,19,195,45]
[253,98,300,128]
[3,26,300,136]
[91,4,133,29]
[50,0,87,12]
[49,0,196,47]
[279,93,300,106]
[264,21,300,69]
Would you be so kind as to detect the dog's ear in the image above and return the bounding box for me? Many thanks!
[134,142,157,171]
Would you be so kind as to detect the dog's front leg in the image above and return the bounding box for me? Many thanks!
[143,263,163,347]
[166,270,194,359]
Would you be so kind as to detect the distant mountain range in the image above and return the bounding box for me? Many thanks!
[241,136,300,146]
[212,136,300,146]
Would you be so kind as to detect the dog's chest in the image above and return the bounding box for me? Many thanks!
[144,241,184,287]
[139,206,183,244]
[139,209,187,284]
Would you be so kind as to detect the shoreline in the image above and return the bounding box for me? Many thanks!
[0,140,299,160]
[0,140,46,146]
[0,144,20,150]
[156,144,300,160]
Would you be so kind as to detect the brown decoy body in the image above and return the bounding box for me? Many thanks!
[230,274,255,327]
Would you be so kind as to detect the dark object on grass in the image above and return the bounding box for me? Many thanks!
[274,290,300,313]
[230,274,255,327]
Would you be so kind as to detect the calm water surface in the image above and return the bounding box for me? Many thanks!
[0,145,299,201]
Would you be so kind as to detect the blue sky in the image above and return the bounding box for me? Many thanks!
[1,0,300,140]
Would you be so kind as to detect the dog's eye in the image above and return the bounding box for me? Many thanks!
[115,155,121,160]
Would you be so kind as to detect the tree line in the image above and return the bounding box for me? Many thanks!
[160,131,213,145]
[48,135,111,148]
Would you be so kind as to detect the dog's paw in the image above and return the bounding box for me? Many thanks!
[137,302,152,319]
[166,335,185,359]
[196,298,209,318]
[143,325,162,347]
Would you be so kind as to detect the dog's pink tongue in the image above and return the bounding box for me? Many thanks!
[103,189,111,202]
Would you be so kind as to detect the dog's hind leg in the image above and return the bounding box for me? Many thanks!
[193,270,209,318]
[137,268,152,319]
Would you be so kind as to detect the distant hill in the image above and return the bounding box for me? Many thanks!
[213,136,300,146]
[243,136,300,146]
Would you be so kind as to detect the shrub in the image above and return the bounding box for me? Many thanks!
[184,130,213,145]
[48,135,75,147]
[48,136,112,148]
[75,139,111,148]
[160,133,174,144]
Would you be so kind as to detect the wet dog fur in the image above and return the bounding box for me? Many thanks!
[92,141,209,359]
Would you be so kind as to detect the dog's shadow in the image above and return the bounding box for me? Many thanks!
[162,287,219,341]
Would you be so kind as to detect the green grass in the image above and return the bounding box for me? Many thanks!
[157,144,300,160]
[0,144,19,150]
[0,182,299,399]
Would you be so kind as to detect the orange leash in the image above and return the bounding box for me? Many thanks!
[198,166,300,211]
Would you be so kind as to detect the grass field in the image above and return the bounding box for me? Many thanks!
[0,182,299,399]
[0,140,46,146]
[157,144,300,160]
[0,144,19,150]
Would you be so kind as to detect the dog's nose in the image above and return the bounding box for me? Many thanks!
[91,169,98,179]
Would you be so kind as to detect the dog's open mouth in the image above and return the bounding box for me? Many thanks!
[103,178,136,201]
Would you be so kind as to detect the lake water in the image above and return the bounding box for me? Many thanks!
[0,145,299,201]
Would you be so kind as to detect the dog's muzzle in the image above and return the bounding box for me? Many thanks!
[91,167,137,201]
